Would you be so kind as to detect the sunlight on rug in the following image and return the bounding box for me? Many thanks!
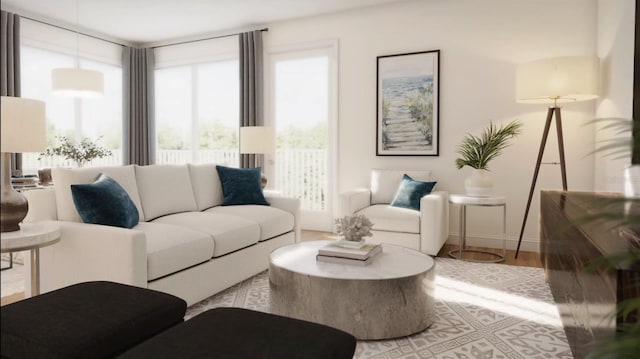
[186,258,572,359]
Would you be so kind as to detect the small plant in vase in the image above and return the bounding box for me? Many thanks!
[455,120,522,197]
[334,215,374,248]
[39,136,112,168]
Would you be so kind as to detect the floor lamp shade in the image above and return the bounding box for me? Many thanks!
[1,96,47,232]
[516,56,599,104]
[52,68,104,98]
[240,126,276,154]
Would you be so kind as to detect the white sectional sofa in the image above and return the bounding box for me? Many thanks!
[340,169,448,256]
[24,164,300,305]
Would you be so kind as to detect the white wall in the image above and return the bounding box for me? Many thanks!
[594,0,635,192]
[265,0,601,252]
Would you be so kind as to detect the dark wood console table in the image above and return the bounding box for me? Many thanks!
[540,191,640,359]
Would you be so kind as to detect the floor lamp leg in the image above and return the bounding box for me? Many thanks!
[515,107,555,258]
[554,108,568,191]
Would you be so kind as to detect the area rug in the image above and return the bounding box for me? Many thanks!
[186,258,572,359]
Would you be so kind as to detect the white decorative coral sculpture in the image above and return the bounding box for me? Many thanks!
[334,214,374,242]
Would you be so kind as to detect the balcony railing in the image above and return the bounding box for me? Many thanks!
[22,149,327,211]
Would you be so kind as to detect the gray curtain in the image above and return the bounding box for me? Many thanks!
[123,47,155,165]
[1,10,21,171]
[239,30,264,168]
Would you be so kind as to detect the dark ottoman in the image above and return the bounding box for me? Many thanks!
[118,307,357,359]
[1,281,186,359]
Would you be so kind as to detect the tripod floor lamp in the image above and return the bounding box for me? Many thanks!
[515,56,599,258]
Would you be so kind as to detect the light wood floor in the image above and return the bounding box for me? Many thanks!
[1,231,542,307]
[302,230,542,268]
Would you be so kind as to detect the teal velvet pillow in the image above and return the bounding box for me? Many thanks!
[215,165,270,206]
[71,174,139,228]
[390,174,437,211]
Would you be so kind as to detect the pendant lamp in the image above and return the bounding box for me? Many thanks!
[51,0,104,98]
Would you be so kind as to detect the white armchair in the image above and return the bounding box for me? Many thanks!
[340,169,449,256]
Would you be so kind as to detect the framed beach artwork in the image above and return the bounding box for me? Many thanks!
[376,50,440,156]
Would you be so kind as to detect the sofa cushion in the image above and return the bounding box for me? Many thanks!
[134,222,214,281]
[152,212,260,257]
[356,204,420,234]
[390,174,437,211]
[136,165,198,221]
[71,174,139,229]
[216,165,270,206]
[188,163,224,211]
[370,169,432,204]
[52,165,146,222]
[207,205,294,241]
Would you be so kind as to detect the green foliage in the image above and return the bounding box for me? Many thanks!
[277,123,327,149]
[455,120,522,170]
[577,117,640,358]
[406,87,432,122]
[587,118,634,160]
[157,125,188,150]
[382,98,390,120]
[38,136,112,167]
[199,122,239,150]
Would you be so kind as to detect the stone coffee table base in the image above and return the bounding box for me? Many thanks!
[269,241,435,340]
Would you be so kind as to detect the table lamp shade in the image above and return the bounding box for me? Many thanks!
[516,56,599,104]
[52,68,104,98]
[1,96,47,153]
[240,126,275,154]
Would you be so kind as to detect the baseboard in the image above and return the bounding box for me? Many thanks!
[447,233,539,253]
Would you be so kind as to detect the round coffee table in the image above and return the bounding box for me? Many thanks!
[269,240,435,340]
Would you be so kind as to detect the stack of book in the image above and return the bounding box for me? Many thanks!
[316,242,382,266]
[11,175,38,191]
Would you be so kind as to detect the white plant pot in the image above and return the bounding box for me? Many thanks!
[465,169,493,197]
[624,165,640,198]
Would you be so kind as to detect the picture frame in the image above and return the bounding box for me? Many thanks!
[376,50,440,156]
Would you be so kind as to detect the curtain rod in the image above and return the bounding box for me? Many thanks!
[19,15,128,47]
[19,15,268,49]
[152,28,268,49]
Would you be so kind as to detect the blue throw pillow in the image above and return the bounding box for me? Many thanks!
[215,165,270,206]
[71,174,139,228]
[390,174,437,211]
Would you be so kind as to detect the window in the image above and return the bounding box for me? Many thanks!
[154,36,239,166]
[267,41,338,231]
[19,19,123,173]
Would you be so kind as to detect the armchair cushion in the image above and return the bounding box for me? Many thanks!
[390,174,436,211]
[371,169,432,204]
[356,204,420,233]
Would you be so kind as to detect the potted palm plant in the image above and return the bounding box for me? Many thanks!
[455,120,522,196]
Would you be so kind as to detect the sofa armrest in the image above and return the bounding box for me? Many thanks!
[265,195,301,243]
[25,221,148,296]
[340,189,372,216]
[24,188,58,222]
[419,191,449,256]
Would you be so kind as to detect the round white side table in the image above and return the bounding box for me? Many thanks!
[448,194,506,263]
[1,222,61,296]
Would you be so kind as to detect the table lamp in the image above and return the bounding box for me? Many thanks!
[514,56,599,257]
[240,126,275,188]
[1,96,47,232]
